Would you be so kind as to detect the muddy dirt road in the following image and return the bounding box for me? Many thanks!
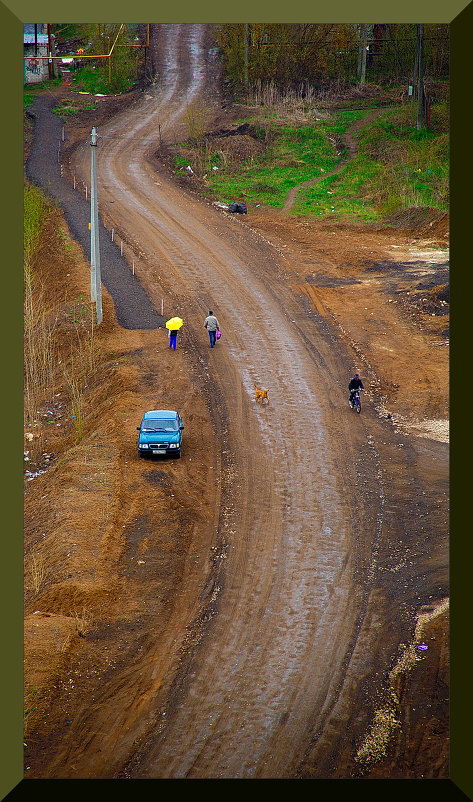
[25,24,449,779]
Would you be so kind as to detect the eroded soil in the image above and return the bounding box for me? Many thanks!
[24,24,449,780]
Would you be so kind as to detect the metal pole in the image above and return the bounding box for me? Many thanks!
[47,24,53,79]
[90,127,103,323]
[90,134,96,301]
[416,24,426,130]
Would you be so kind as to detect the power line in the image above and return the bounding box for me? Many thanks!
[250,36,448,47]
[95,134,162,143]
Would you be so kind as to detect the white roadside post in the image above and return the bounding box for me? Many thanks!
[90,127,103,324]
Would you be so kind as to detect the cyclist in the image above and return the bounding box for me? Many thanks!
[348,372,364,408]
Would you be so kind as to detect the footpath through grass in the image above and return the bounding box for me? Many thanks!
[24,77,62,108]
[197,110,365,210]
[293,103,449,220]
[172,96,449,223]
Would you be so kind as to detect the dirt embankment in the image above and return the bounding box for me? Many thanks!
[24,25,449,781]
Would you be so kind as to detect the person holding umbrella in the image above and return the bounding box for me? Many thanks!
[165,316,184,350]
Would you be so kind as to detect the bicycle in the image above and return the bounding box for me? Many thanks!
[349,389,362,414]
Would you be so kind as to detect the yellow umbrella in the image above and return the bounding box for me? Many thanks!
[165,316,184,330]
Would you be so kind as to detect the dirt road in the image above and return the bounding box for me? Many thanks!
[25,24,449,779]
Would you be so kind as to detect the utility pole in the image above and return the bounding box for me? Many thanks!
[90,127,103,324]
[416,24,426,129]
[243,24,249,87]
[47,23,53,79]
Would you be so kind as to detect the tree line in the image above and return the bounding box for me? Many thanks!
[213,24,449,91]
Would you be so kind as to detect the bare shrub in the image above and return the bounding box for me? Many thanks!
[24,183,99,443]
[27,552,46,595]
[24,277,60,427]
[74,606,93,637]
[248,79,331,123]
[65,309,99,439]
[24,185,59,427]
[184,100,210,145]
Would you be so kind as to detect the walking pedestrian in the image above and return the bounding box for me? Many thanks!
[204,310,220,348]
[168,329,179,349]
[165,316,184,350]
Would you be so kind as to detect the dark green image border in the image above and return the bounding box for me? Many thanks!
[2,0,467,797]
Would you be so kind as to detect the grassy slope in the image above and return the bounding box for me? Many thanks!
[172,96,448,223]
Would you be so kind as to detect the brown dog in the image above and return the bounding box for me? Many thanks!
[254,384,269,404]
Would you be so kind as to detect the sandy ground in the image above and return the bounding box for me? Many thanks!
[24,24,449,780]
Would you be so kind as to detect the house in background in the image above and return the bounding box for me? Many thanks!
[24,24,56,84]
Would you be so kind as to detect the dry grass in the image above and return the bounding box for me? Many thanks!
[24,185,59,426]
[184,100,208,145]
[73,606,94,638]
[24,183,100,444]
[24,280,61,426]
[248,79,331,123]
[26,552,47,595]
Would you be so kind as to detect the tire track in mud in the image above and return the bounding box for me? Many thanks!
[52,24,366,777]
[78,29,392,779]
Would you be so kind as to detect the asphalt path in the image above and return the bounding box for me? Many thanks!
[26,95,163,329]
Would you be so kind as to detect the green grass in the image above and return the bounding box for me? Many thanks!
[24,77,62,107]
[52,100,99,118]
[200,110,365,209]
[71,66,113,95]
[71,54,140,95]
[24,183,49,267]
[53,24,80,39]
[293,155,381,220]
[350,106,449,216]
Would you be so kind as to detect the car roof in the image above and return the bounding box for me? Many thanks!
[143,410,179,418]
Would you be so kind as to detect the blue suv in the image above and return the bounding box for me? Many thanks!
[137,410,184,459]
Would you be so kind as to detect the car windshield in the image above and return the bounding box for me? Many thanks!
[142,419,178,432]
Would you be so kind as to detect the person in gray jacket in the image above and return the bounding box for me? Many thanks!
[204,310,220,348]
